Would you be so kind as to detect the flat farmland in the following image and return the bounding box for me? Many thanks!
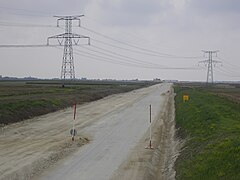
[177,83,240,103]
[0,80,154,125]
[207,85,240,103]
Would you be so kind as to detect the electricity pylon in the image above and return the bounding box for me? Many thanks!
[199,50,221,85]
[47,15,90,82]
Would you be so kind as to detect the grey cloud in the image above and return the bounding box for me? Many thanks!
[94,0,171,26]
[0,0,239,81]
[0,0,91,17]
[188,0,240,15]
[118,0,166,14]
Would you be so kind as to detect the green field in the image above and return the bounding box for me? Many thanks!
[0,80,154,125]
[174,85,240,179]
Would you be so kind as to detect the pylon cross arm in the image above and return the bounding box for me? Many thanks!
[47,34,90,45]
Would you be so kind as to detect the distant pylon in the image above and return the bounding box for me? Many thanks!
[47,15,90,81]
[199,50,221,85]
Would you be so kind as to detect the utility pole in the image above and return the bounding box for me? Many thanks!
[47,15,90,85]
[199,50,221,85]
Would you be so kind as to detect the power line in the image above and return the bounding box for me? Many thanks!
[218,66,240,76]
[71,47,151,68]
[84,16,190,53]
[214,68,240,78]
[91,38,197,59]
[91,38,167,57]
[0,12,220,79]
[0,44,89,48]
[80,46,150,67]
[217,56,240,69]
[0,44,49,48]
[81,26,201,59]
[82,45,166,67]
[0,6,52,17]
[73,47,200,70]
[81,26,174,56]
[215,56,240,76]
[0,21,56,28]
[74,47,152,68]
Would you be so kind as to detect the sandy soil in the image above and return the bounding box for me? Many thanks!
[0,83,180,180]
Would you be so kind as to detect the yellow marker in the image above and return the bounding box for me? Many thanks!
[183,95,189,102]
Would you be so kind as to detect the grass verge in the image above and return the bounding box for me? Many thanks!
[174,85,240,180]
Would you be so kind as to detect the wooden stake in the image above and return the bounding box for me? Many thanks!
[72,102,77,141]
[146,104,153,149]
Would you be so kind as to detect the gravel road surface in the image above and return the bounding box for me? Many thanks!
[0,83,175,180]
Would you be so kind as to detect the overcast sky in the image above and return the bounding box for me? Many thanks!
[0,0,239,81]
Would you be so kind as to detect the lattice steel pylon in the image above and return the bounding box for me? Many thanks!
[47,15,90,81]
[199,50,221,85]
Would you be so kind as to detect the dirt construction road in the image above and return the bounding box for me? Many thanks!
[0,83,179,180]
